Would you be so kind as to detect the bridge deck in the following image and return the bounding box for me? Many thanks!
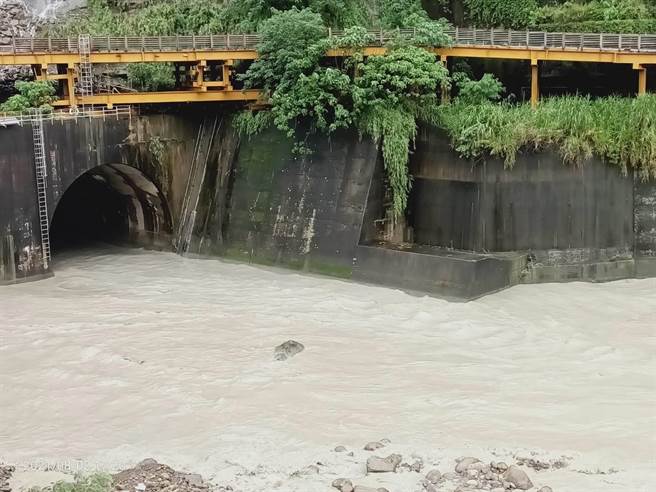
[0,28,653,108]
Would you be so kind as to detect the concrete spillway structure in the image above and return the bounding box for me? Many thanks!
[1,109,654,299]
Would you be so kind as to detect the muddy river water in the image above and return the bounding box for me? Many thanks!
[1,248,655,491]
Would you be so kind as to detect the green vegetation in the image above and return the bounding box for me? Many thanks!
[438,95,656,180]
[126,63,175,91]
[47,0,656,36]
[0,80,56,113]
[354,45,449,213]
[38,0,656,217]
[430,0,656,31]
[47,0,369,36]
[28,474,112,492]
[534,0,656,33]
[464,0,538,29]
[452,72,504,105]
[238,6,451,215]
[47,0,225,35]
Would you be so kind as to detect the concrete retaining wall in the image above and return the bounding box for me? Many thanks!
[2,112,655,299]
[222,127,379,277]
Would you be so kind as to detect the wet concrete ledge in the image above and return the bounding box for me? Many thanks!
[353,241,527,301]
[0,271,54,286]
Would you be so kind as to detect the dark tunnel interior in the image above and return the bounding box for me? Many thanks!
[50,164,173,255]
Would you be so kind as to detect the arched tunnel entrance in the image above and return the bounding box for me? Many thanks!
[50,164,173,255]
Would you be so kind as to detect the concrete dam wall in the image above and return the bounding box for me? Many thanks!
[1,110,654,299]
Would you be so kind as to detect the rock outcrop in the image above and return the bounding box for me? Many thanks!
[0,0,34,98]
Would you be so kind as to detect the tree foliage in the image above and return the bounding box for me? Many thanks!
[48,0,370,36]
[378,0,433,28]
[127,63,176,91]
[238,7,451,216]
[354,46,449,214]
[271,68,354,138]
[241,8,329,92]
[452,72,504,104]
[0,81,56,113]
[534,0,656,33]
[464,0,538,28]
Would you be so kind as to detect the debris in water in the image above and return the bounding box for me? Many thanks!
[273,340,304,361]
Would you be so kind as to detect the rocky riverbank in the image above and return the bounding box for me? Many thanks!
[2,449,561,492]
[1,465,15,492]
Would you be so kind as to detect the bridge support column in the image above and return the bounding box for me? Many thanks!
[33,64,48,81]
[66,64,77,107]
[634,64,647,96]
[530,60,539,109]
[194,61,207,91]
[440,55,450,104]
[222,61,234,91]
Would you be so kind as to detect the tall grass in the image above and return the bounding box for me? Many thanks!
[437,95,656,180]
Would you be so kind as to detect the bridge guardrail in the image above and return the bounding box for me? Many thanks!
[0,106,133,127]
[1,28,655,54]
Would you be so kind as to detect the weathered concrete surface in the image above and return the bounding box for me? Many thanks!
[410,128,634,253]
[353,241,527,301]
[0,113,377,284]
[0,113,194,283]
[409,127,641,284]
[634,178,656,278]
[222,127,378,277]
[2,113,655,299]
[0,123,42,282]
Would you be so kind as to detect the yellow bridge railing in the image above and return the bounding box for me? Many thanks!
[2,27,656,54]
[0,27,653,109]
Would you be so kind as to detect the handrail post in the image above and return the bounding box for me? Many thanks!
[380,28,384,45]
[490,27,494,46]
[243,33,246,48]
[455,26,459,44]
[192,34,195,50]
[48,37,52,53]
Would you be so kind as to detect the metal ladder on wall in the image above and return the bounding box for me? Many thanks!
[78,34,94,108]
[32,114,51,269]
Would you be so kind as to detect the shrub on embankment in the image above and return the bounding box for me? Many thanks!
[437,95,656,180]
[235,7,452,217]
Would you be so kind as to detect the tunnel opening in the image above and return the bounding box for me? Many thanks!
[50,164,173,256]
